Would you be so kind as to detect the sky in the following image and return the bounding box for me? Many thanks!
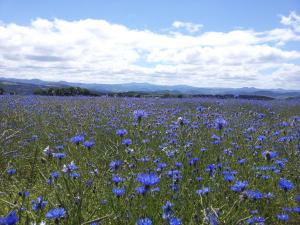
[0,0,300,89]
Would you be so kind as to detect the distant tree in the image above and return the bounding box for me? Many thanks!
[33,86,100,96]
[0,87,4,95]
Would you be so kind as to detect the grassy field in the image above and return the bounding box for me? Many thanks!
[0,96,299,225]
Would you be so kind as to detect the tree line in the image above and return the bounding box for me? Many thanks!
[33,87,100,96]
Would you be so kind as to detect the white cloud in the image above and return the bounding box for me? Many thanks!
[0,12,300,89]
[280,11,300,32]
[172,21,203,33]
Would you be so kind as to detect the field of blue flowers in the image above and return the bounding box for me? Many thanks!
[0,96,299,225]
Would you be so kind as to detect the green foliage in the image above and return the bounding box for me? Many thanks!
[33,86,100,96]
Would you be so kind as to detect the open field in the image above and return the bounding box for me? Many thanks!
[0,96,299,224]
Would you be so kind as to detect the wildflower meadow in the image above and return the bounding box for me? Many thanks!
[0,96,299,224]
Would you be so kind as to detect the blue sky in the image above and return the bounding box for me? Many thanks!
[0,0,300,89]
[1,0,299,31]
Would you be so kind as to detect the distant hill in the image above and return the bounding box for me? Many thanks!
[0,78,69,95]
[1,77,300,99]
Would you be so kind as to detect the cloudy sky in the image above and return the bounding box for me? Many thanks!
[0,0,300,89]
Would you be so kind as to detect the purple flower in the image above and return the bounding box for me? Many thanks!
[231,180,248,192]
[83,141,95,149]
[134,110,148,121]
[214,117,227,130]
[245,190,263,200]
[169,217,182,225]
[6,168,16,175]
[52,152,66,159]
[278,178,294,191]
[109,160,123,171]
[277,214,289,221]
[112,187,125,197]
[112,174,125,184]
[62,161,78,173]
[246,216,265,224]
[46,208,66,220]
[162,201,174,220]
[116,129,127,137]
[70,135,84,145]
[137,218,152,225]
[262,151,277,160]
[196,187,210,195]
[0,211,19,225]
[31,196,47,211]
[122,138,132,146]
[137,172,160,187]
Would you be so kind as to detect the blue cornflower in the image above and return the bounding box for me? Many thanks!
[245,190,263,200]
[151,187,160,193]
[277,214,289,221]
[90,222,98,225]
[169,217,182,225]
[200,148,207,152]
[18,191,30,198]
[52,152,66,159]
[214,117,227,130]
[109,160,123,171]
[31,196,47,211]
[282,207,293,212]
[51,171,60,178]
[238,158,246,165]
[247,127,256,133]
[189,157,199,166]
[278,178,294,191]
[137,172,160,187]
[294,206,300,214]
[197,105,206,112]
[223,171,235,182]
[46,208,66,220]
[196,187,210,195]
[211,134,221,144]
[295,195,300,202]
[262,151,277,160]
[47,171,60,184]
[264,192,274,199]
[250,210,258,215]
[175,162,182,168]
[55,145,64,151]
[6,168,16,175]
[134,110,148,121]
[156,162,167,171]
[83,141,95,149]
[275,160,287,169]
[231,180,248,192]
[112,174,125,184]
[70,172,80,179]
[0,211,19,225]
[257,135,266,141]
[196,176,203,182]
[162,201,174,220]
[166,170,182,181]
[116,129,127,137]
[112,187,125,197]
[136,186,146,195]
[203,208,218,225]
[62,161,78,174]
[137,218,152,225]
[205,164,216,176]
[122,138,132,146]
[70,135,84,145]
[246,216,265,224]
